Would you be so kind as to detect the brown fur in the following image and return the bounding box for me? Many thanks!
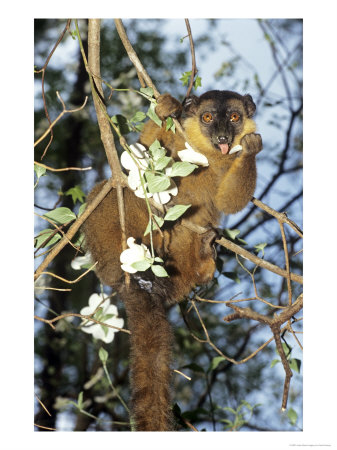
[82,90,262,431]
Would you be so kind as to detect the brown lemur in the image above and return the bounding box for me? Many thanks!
[82,90,262,431]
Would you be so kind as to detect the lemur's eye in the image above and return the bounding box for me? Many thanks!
[202,112,213,123]
[230,112,240,122]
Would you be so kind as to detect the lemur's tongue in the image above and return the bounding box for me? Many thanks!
[219,143,229,155]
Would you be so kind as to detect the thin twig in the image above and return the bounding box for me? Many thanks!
[34,423,56,431]
[184,19,197,98]
[174,369,191,381]
[34,161,92,172]
[278,220,292,305]
[218,236,302,284]
[35,19,72,159]
[251,197,303,238]
[34,393,52,416]
[34,92,88,148]
[39,262,98,285]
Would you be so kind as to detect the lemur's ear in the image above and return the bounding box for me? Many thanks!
[182,95,200,115]
[243,94,256,117]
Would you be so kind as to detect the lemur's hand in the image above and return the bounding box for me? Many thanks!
[241,133,263,155]
[155,93,182,120]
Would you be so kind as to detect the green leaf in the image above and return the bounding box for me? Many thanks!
[149,139,162,152]
[223,272,241,284]
[131,260,152,272]
[65,185,86,204]
[130,111,146,123]
[154,257,164,263]
[154,156,172,171]
[144,215,164,236]
[208,356,226,372]
[270,358,280,368]
[165,117,175,132]
[170,161,197,177]
[289,358,301,373]
[134,123,144,132]
[44,207,76,225]
[111,114,131,135]
[146,103,162,127]
[151,264,169,277]
[78,202,87,217]
[34,163,46,179]
[222,406,237,415]
[146,173,171,193]
[72,231,85,248]
[94,307,104,321]
[282,342,292,358]
[254,242,267,256]
[223,228,241,240]
[140,87,154,98]
[194,76,202,89]
[101,325,109,336]
[179,71,191,86]
[287,407,298,426]
[164,204,191,221]
[34,229,62,248]
[98,347,108,364]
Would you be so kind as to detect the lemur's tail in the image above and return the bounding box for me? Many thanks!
[121,282,174,431]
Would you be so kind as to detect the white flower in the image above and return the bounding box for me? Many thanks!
[120,237,151,273]
[178,142,209,166]
[80,293,124,343]
[121,143,178,205]
[120,143,149,171]
[71,252,93,270]
[229,144,242,155]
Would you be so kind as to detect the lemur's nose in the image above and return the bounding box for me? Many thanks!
[217,136,229,144]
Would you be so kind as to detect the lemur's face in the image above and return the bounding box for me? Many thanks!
[181,90,257,157]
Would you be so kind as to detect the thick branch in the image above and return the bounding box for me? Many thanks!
[114,19,160,98]
[87,19,127,252]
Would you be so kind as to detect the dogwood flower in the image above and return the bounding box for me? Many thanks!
[177,142,209,166]
[80,293,124,343]
[71,252,93,270]
[229,144,243,155]
[120,237,151,273]
[121,143,178,205]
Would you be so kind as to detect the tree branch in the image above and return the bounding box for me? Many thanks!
[87,19,128,256]
[184,19,197,98]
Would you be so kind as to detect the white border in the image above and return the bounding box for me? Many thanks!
[2,1,337,449]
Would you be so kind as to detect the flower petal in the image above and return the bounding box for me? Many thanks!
[129,143,147,157]
[229,144,242,155]
[178,145,209,167]
[121,263,138,273]
[153,191,171,205]
[88,293,104,310]
[120,151,138,171]
[71,252,92,270]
